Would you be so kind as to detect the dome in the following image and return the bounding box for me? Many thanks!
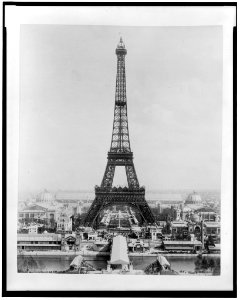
[183,206,192,212]
[185,191,202,205]
[37,189,54,203]
[190,213,200,223]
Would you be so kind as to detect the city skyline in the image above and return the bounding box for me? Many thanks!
[19,25,222,193]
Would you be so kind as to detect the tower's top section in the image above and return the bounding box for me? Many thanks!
[116,37,127,55]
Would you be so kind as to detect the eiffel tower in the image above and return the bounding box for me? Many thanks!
[84,38,155,228]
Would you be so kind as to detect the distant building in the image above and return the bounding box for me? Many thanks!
[185,191,202,204]
[184,191,203,210]
[171,221,189,237]
[57,212,72,233]
[36,189,55,203]
[18,204,56,224]
[190,213,201,223]
[17,233,62,251]
[204,222,220,238]
[182,191,217,223]
[163,240,202,253]
[55,191,94,203]
[17,232,82,252]
[28,225,39,234]
[128,239,150,252]
[146,193,183,213]
[175,208,182,221]
[194,207,217,222]
[182,206,193,221]
[148,226,162,241]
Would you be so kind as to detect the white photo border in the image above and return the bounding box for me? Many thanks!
[4,3,236,294]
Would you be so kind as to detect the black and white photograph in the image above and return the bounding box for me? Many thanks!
[3,3,236,295]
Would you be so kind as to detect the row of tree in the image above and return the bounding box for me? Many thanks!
[71,213,87,231]
[194,256,220,275]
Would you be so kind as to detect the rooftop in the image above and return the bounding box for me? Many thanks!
[110,235,129,265]
[204,222,220,227]
[17,233,61,241]
[194,207,216,213]
[164,240,202,245]
[185,191,202,204]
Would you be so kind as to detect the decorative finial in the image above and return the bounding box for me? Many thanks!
[116,36,127,55]
[117,36,125,49]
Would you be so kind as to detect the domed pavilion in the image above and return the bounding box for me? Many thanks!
[36,189,55,203]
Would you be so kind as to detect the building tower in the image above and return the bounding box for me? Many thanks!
[75,229,81,251]
[84,38,155,228]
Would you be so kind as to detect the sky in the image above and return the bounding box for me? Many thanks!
[19,25,222,193]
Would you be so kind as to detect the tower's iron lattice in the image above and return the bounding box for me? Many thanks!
[84,38,155,228]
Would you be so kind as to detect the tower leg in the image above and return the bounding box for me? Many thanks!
[125,163,139,188]
[101,163,115,188]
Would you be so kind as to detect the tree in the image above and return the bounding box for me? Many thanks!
[201,257,208,270]
[175,232,184,240]
[49,219,56,231]
[128,232,138,239]
[162,221,171,234]
[209,258,215,270]
[195,256,219,274]
[159,208,175,222]
[204,239,210,252]
[72,213,84,231]
[211,257,220,275]
[208,235,215,246]
[194,256,202,272]
[160,241,165,251]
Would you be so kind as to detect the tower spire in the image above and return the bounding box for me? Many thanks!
[98,38,139,189]
[110,37,130,153]
[117,36,125,49]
